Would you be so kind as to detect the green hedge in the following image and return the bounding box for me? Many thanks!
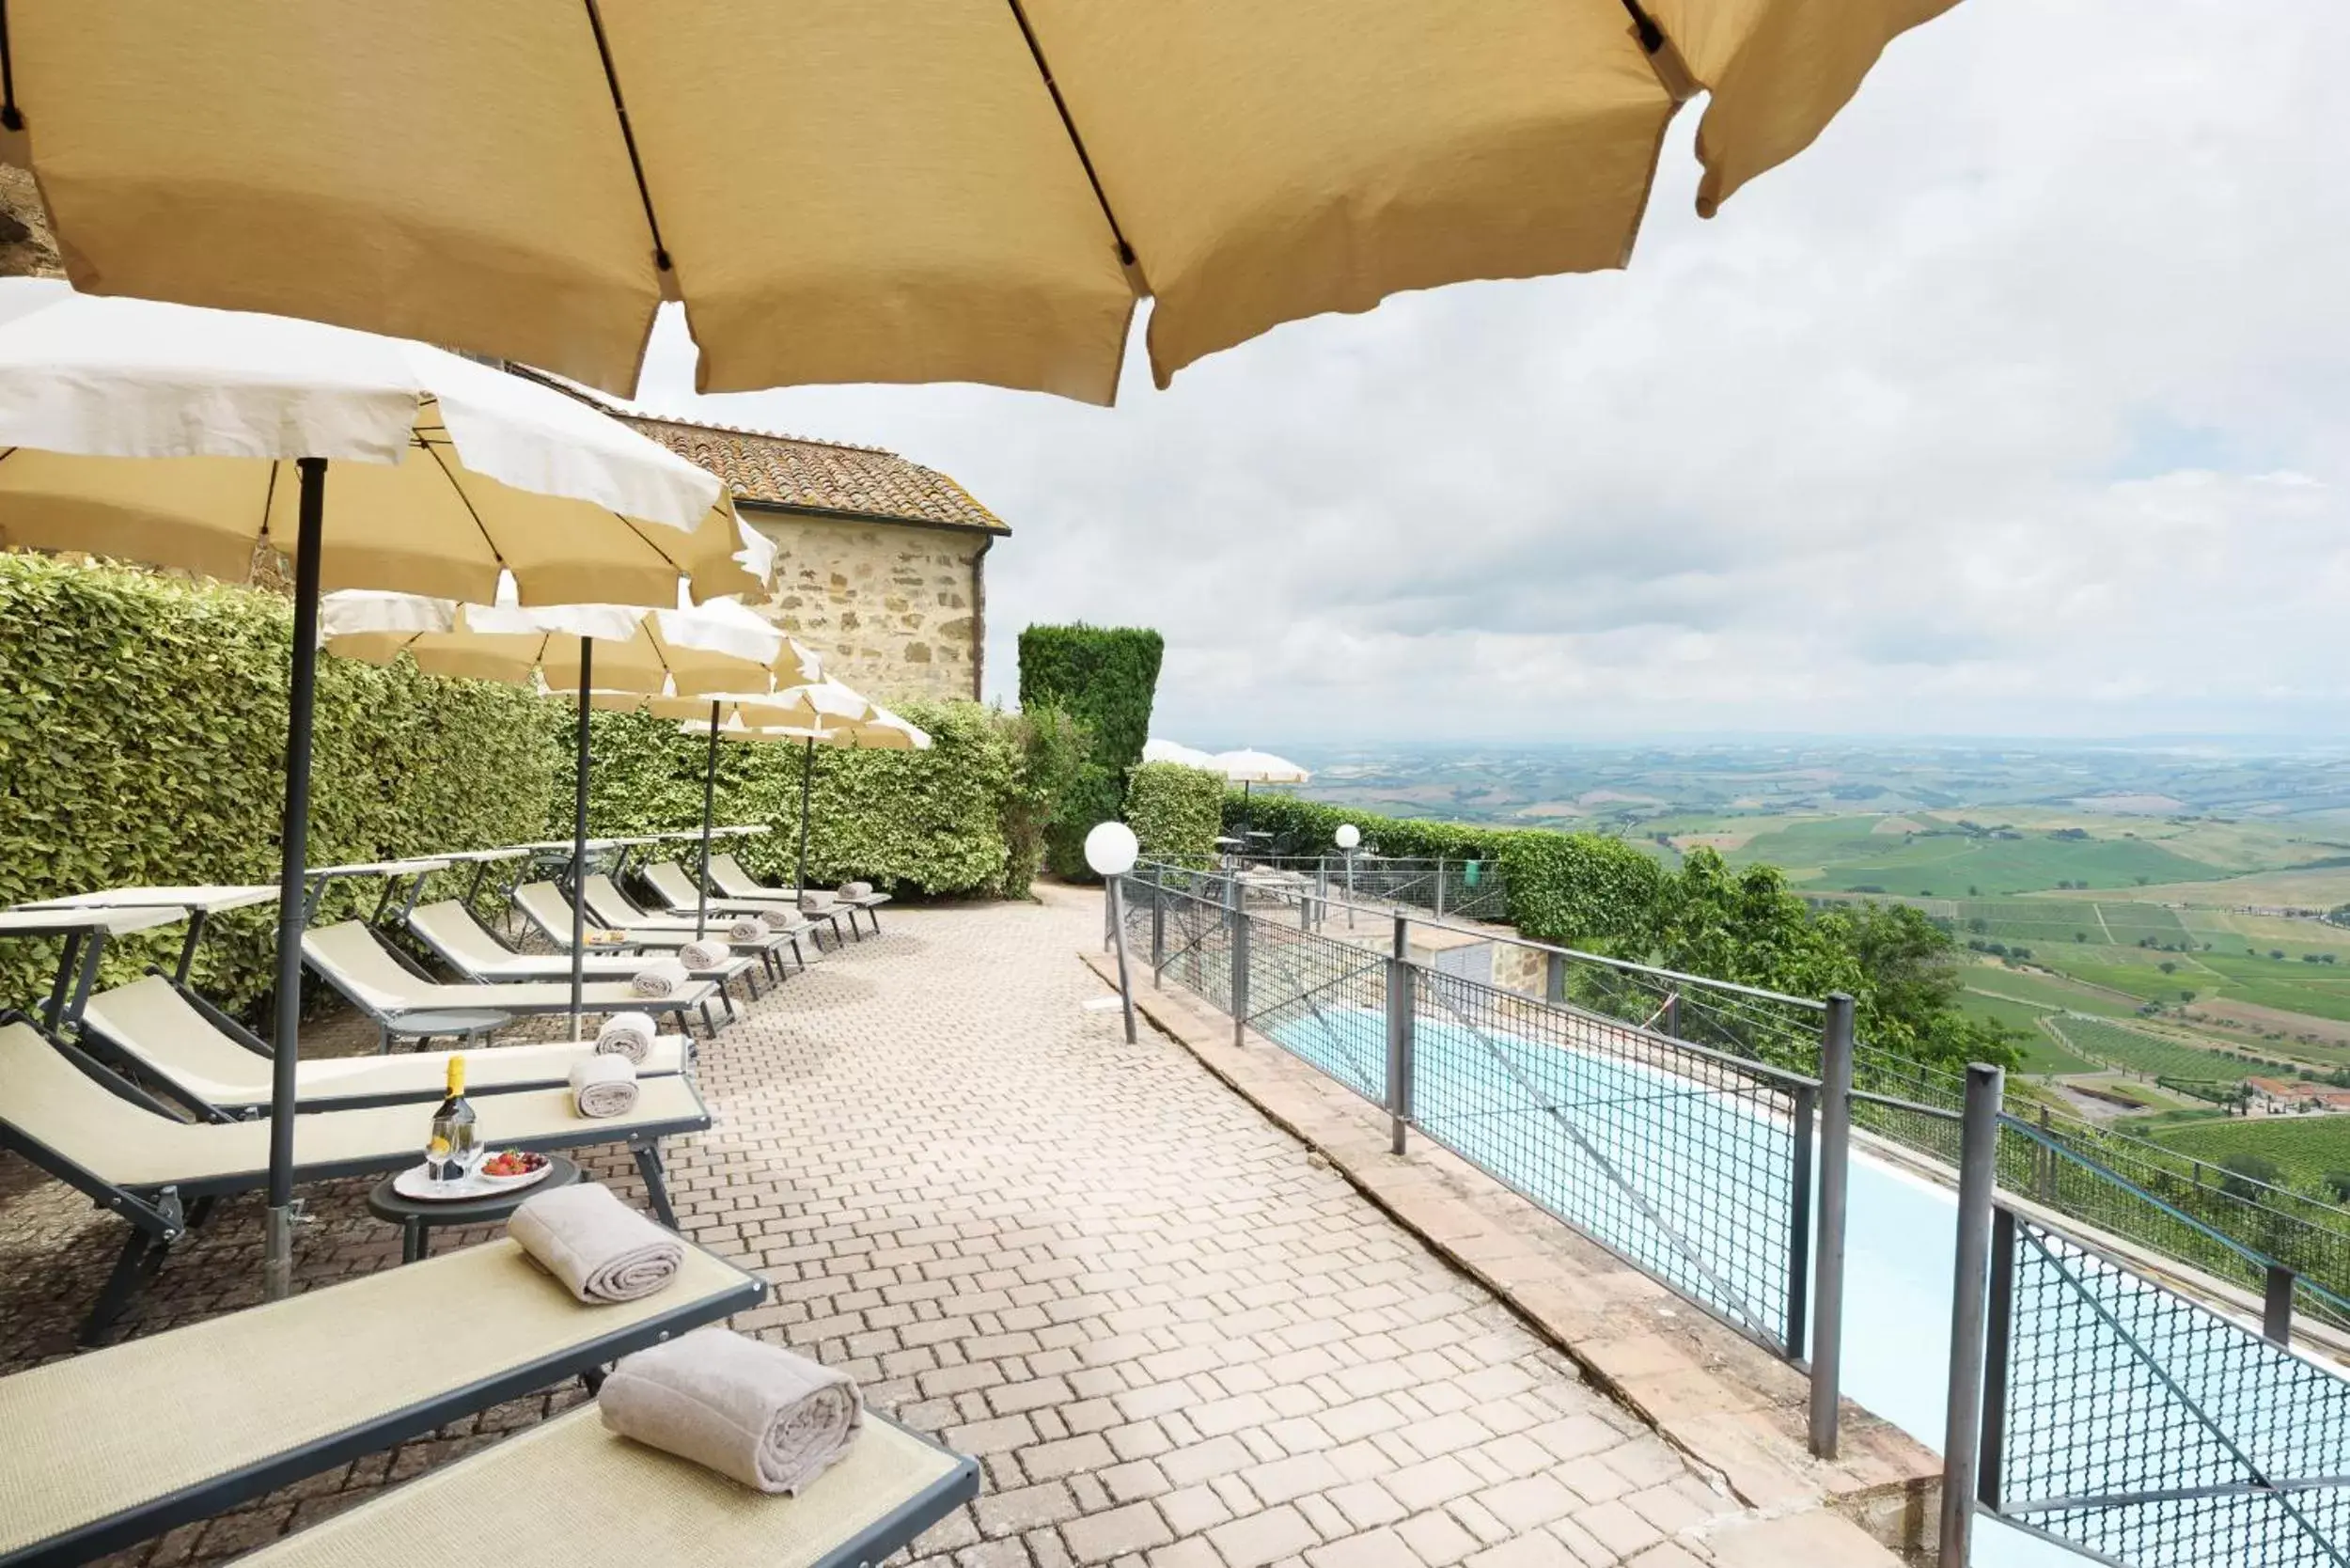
[1125,762,1225,866]
[0,553,561,1016]
[1221,792,1665,949]
[1017,624,1163,880]
[563,698,1024,897]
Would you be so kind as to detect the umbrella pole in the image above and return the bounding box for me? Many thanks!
[570,640,593,1040]
[697,701,717,939]
[264,456,328,1302]
[794,738,815,893]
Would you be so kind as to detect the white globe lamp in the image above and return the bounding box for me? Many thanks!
[1085,820,1140,878]
[1335,823,1361,850]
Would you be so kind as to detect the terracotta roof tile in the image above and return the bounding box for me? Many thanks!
[619,414,1007,534]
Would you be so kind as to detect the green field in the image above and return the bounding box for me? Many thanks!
[2044,1015,2249,1080]
[1962,967,2143,1018]
[1736,817,2226,897]
[2154,1117,2350,1188]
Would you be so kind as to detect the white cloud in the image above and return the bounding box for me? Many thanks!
[634,0,2350,745]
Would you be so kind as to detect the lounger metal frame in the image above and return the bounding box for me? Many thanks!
[0,1011,707,1345]
[405,898,766,1009]
[3,1248,767,1568]
[518,879,808,980]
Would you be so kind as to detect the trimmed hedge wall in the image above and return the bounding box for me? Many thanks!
[1017,624,1163,881]
[0,553,561,1016]
[1222,792,1665,949]
[562,698,1025,897]
[1124,762,1225,866]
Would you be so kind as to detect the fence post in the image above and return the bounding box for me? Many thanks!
[1433,858,1447,919]
[1787,1084,1815,1368]
[1940,1062,2005,1568]
[2035,1105,2055,1204]
[1151,883,1166,984]
[1980,1208,2015,1513]
[1810,993,1855,1460]
[2264,1263,2296,1347]
[1662,993,1681,1039]
[1387,949,1414,1158]
[1543,950,1565,1004]
[1230,902,1251,1050]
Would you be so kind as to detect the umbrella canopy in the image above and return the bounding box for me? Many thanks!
[0,280,754,602]
[1143,738,1220,771]
[0,283,732,1298]
[1213,750,1312,785]
[6,4,1960,401]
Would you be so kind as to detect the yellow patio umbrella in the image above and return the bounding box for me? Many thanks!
[322,592,821,1028]
[0,278,739,1298]
[4,3,1961,402]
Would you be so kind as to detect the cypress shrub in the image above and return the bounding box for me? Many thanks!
[1124,761,1225,867]
[1017,623,1164,879]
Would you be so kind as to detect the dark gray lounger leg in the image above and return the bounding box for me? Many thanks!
[632,1140,679,1229]
[83,1229,162,1346]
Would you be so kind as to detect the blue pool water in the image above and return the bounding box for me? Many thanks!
[1263,1005,2331,1567]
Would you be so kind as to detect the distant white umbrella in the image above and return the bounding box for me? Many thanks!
[1143,738,1218,770]
[1212,749,1311,784]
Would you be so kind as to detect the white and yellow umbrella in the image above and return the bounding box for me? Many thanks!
[0,279,739,1296]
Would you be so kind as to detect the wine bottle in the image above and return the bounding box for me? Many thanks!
[427,1055,478,1184]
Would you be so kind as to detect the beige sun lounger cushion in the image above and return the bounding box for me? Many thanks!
[641,862,800,921]
[0,1022,706,1191]
[516,882,783,951]
[305,922,715,1013]
[712,855,890,910]
[0,1240,759,1562]
[231,1403,964,1568]
[81,977,687,1108]
[409,901,662,980]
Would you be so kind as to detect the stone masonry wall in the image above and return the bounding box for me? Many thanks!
[744,510,988,703]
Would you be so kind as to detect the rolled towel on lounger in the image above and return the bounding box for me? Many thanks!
[632,957,691,998]
[596,1011,656,1064]
[509,1183,682,1303]
[678,937,730,971]
[840,881,873,900]
[570,1053,639,1119]
[798,890,836,914]
[728,914,771,943]
[600,1327,863,1494]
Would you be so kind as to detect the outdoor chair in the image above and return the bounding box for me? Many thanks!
[304,920,726,1043]
[0,1017,708,1343]
[709,852,893,936]
[229,1403,978,1568]
[408,897,765,1003]
[77,973,690,1118]
[514,881,806,980]
[0,1228,763,1568]
[614,866,847,950]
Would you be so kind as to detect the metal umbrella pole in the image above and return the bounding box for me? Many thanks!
[263,456,328,1303]
[697,699,719,939]
[568,638,593,1040]
[794,736,816,893]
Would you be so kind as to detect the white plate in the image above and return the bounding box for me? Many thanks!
[391,1156,556,1202]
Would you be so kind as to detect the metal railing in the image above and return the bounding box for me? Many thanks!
[1224,854,1509,922]
[1120,864,1847,1451]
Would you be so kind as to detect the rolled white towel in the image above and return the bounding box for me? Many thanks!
[596,1011,656,1064]
[798,890,837,915]
[727,914,771,944]
[600,1327,863,1494]
[509,1183,682,1303]
[841,881,874,900]
[679,938,730,971]
[632,957,691,999]
[570,1053,640,1119]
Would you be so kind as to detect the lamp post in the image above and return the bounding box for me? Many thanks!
[1337,823,1360,930]
[1088,821,1141,1045]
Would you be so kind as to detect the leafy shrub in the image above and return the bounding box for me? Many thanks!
[0,553,560,1016]
[1124,762,1225,866]
[997,706,1089,900]
[1017,624,1163,880]
[564,698,1024,897]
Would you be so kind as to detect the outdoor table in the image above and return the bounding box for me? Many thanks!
[380,1008,513,1054]
[367,1153,581,1262]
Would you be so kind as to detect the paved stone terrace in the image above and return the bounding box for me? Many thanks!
[1,889,1847,1567]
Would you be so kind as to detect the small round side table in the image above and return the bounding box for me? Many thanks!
[366,1153,582,1263]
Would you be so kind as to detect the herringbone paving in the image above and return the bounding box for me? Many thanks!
[0,889,1762,1567]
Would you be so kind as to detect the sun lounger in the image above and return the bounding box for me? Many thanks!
[78,974,690,1117]
[707,853,892,937]
[514,881,806,979]
[606,868,845,950]
[0,1231,763,1568]
[229,1403,978,1568]
[0,1018,709,1342]
[408,898,764,1003]
[304,920,725,1043]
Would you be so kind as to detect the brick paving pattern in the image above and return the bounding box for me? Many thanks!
[0,889,1762,1566]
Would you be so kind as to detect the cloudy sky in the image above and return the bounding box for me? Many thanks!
[634,0,2346,749]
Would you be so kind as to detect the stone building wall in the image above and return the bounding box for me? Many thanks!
[744,509,988,703]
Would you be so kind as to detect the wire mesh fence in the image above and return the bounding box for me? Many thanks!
[1985,1208,2350,1568]
[1227,855,1509,922]
[1238,920,1390,1104]
[1404,965,1816,1356]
